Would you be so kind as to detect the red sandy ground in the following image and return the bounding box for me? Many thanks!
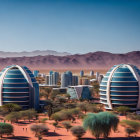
[1,115,140,140]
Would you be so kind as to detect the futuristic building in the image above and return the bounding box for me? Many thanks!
[67,85,92,100]
[100,64,140,110]
[61,71,73,87]
[0,65,39,110]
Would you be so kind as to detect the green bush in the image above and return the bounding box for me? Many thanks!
[70,126,85,139]
[62,121,72,132]
[125,128,136,137]
[121,120,140,133]
[115,106,130,115]
[41,118,48,123]
[83,112,119,139]
[0,123,13,138]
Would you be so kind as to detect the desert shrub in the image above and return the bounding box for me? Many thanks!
[77,102,89,114]
[83,112,119,139]
[71,126,85,139]
[115,106,130,115]
[62,121,72,132]
[127,113,140,120]
[121,120,140,134]
[41,118,48,123]
[0,123,13,138]
[125,128,136,137]
[51,112,63,122]
[87,104,102,113]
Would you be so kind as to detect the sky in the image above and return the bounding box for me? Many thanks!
[0,0,140,54]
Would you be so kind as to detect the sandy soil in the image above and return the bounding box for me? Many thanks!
[1,115,140,140]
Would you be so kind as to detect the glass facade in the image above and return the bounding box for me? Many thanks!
[67,86,92,100]
[0,65,39,110]
[99,64,140,110]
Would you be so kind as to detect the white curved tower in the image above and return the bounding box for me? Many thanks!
[0,65,39,109]
[100,64,140,110]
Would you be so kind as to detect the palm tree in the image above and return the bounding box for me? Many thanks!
[83,112,119,139]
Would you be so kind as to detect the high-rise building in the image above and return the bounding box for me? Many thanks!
[61,72,69,87]
[80,70,84,77]
[65,71,73,85]
[96,72,100,80]
[45,75,50,85]
[52,72,59,85]
[90,70,94,77]
[48,71,59,86]
[100,64,140,110]
[33,70,39,77]
[72,75,78,86]
[0,65,39,109]
[61,71,73,87]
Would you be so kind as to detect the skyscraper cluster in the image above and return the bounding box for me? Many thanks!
[61,71,78,87]
[45,71,59,86]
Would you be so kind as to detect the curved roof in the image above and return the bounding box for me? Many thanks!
[100,64,140,110]
[0,65,39,109]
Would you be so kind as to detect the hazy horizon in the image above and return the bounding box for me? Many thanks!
[0,0,140,54]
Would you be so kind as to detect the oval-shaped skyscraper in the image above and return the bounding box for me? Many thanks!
[0,65,39,110]
[100,64,140,110]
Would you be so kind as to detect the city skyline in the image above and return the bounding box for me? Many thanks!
[0,0,140,54]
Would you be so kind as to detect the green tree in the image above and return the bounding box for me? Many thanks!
[51,112,63,123]
[115,106,130,115]
[30,124,49,140]
[62,121,72,132]
[83,112,119,139]
[20,109,37,122]
[2,103,21,113]
[70,126,85,140]
[0,123,13,138]
[5,112,21,123]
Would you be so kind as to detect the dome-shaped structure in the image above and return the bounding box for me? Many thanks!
[0,65,39,109]
[100,64,140,110]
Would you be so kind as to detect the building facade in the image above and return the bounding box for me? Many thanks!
[67,85,92,100]
[80,70,84,77]
[0,65,39,110]
[100,64,140,110]
[61,71,73,87]
[33,70,39,77]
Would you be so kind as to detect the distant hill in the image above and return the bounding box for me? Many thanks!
[0,51,140,70]
[0,50,71,57]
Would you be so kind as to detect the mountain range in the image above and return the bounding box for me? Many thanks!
[0,51,140,70]
[0,50,71,57]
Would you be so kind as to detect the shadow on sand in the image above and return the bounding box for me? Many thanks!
[2,136,30,140]
[44,131,66,137]
[80,137,140,140]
